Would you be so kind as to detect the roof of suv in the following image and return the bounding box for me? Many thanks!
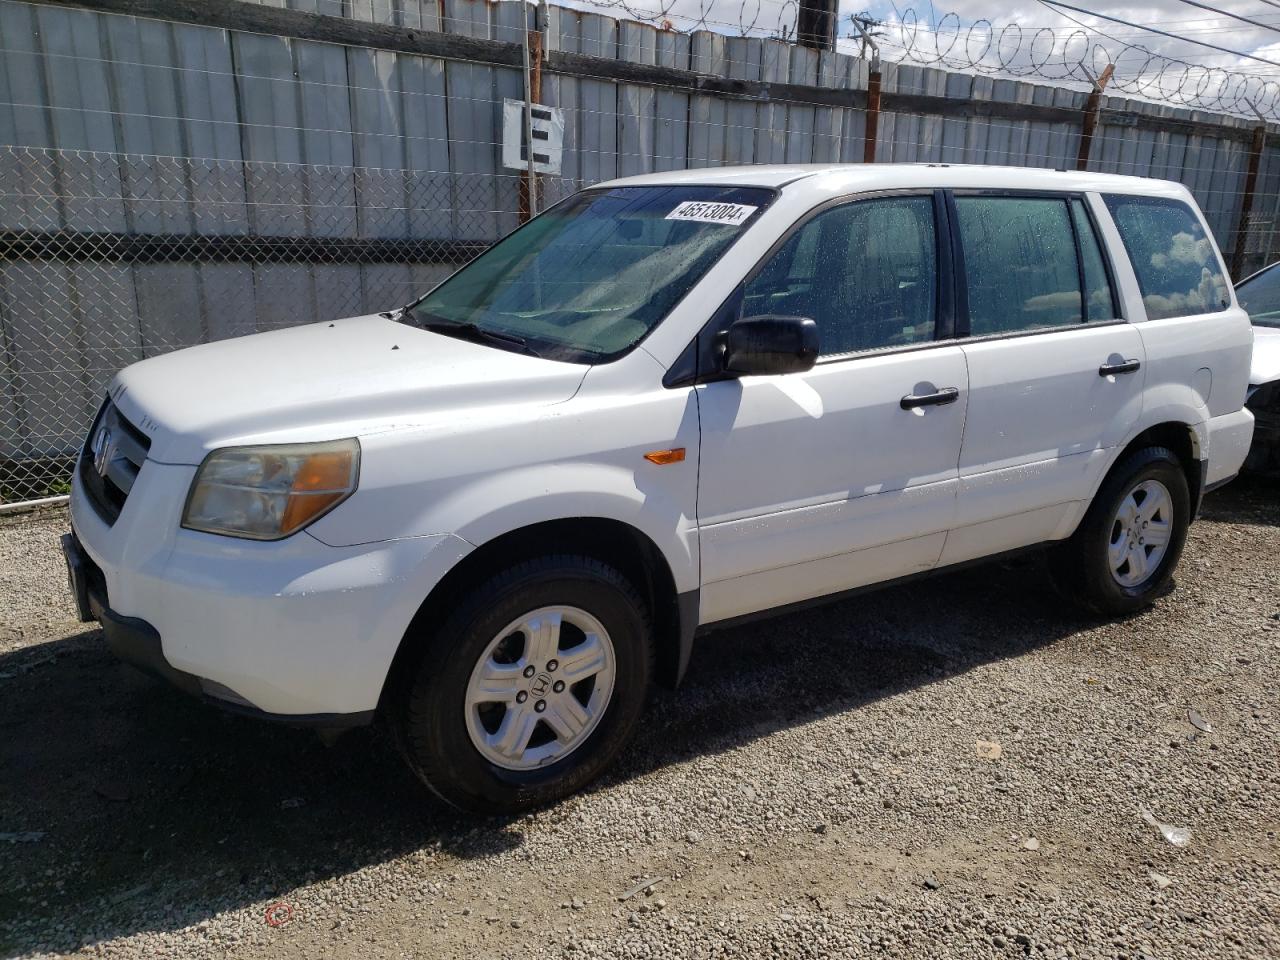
[594,163,1189,200]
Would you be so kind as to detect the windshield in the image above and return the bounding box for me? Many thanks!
[1238,263,1280,328]
[403,185,774,362]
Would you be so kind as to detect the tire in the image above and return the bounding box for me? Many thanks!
[1051,446,1191,617]
[391,555,653,814]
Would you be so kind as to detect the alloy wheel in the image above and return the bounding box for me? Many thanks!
[1108,478,1174,588]
[463,605,616,771]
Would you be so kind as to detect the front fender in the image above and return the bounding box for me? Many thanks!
[432,462,700,593]
[307,377,703,593]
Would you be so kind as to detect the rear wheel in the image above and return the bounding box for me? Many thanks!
[392,555,652,814]
[1051,446,1191,616]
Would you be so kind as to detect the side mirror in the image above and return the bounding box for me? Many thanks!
[723,315,819,376]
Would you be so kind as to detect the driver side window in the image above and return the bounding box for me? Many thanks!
[742,196,938,356]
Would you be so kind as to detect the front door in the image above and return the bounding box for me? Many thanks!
[694,193,969,624]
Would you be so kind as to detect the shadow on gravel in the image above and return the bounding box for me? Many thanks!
[1,482,1272,954]
[1197,473,1278,527]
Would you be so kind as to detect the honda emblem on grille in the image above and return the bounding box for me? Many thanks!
[92,425,116,478]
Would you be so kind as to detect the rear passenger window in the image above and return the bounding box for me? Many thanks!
[955,196,1083,335]
[743,196,937,356]
[1072,199,1119,321]
[1103,195,1230,320]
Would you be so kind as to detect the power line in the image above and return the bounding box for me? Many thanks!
[1025,2,1280,68]
[1038,0,1280,69]
[1031,3,1280,80]
[877,3,1280,118]
[880,3,1280,63]
[1172,0,1280,33]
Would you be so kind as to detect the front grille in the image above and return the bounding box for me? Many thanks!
[79,399,151,525]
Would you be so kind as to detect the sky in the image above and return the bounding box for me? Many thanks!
[566,0,1280,116]
[859,0,1280,78]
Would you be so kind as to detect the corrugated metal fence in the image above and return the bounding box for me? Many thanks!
[1,0,1278,504]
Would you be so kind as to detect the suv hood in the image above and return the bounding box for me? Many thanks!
[111,314,588,464]
[1254,325,1280,385]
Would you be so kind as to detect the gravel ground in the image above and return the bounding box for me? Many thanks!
[1,480,1277,960]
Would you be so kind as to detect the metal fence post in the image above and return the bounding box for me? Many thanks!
[1075,64,1114,171]
[1231,123,1267,279]
[851,16,881,164]
[864,68,881,164]
[519,11,538,222]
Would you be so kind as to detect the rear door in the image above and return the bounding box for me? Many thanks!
[944,192,1145,565]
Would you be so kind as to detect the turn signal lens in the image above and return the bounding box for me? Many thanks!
[643,448,686,465]
[183,439,360,540]
[281,450,357,534]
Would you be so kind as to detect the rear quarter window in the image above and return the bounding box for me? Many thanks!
[1103,195,1230,320]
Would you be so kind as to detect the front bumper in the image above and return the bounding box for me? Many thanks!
[63,531,372,726]
[68,460,472,721]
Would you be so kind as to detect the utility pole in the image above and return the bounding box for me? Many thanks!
[797,0,837,50]
[850,12,881,61]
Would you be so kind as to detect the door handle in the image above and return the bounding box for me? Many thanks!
[1099,359,1141,376]
[900,387,960,410]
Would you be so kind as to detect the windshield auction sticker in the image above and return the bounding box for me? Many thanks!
[665,201,758,226]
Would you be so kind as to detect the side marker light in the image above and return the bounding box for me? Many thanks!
[643,448,686,465]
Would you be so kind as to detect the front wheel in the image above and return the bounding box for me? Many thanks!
[391,555,653,814]
[1051,446,1191,616]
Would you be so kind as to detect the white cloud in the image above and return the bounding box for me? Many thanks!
[1149,230,1215,270]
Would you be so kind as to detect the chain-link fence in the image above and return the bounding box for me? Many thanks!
[4,0,1280,508]
[0,144,578,504]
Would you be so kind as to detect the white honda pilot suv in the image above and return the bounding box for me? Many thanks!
[63,165,1255,813]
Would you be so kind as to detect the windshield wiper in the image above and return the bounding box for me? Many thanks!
[413,316,542,358]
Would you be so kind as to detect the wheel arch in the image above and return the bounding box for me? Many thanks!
[1101,420,1203,509]
[378,517,695,714]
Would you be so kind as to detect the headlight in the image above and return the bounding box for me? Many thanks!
[183,439,360,540]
